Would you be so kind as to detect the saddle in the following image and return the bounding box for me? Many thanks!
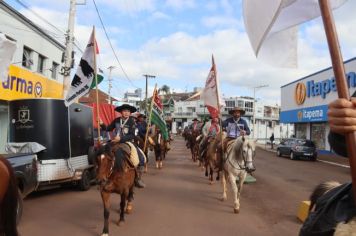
[300,183,356,236]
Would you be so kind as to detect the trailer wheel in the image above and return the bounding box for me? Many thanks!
[16,188,23,225]
[79,169,91,191]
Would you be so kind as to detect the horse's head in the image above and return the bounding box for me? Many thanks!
[238,137,256,173]
[95,144,115,184]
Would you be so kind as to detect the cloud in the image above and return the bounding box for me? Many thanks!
[100,0,156,14]
[151,11,171,21]
[201,16,241,28]
[165,0,196,10]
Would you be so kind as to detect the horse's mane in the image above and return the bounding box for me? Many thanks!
[0,157,19,236]
[96,142,127,172]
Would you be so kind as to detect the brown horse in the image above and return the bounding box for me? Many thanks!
[204,136,222,184]
[96,143,136,236]
[0,156,19,236]
[152,131,168,169]
[187,129,200,162]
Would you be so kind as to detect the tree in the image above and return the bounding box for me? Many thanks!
[159,85,170,95]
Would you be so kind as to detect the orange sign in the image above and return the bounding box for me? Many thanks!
[295,82,306,105]
[0,65,63,101]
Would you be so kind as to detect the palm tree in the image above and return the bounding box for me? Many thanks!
[160,85,170,95]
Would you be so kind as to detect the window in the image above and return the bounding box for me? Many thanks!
[238,100,244,108]
[37,54,46,74]
[51,62,59,79]
[22,47,33,69]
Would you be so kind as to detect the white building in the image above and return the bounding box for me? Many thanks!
[0,1,65,152]
[121,88,142,110]
[172,95,292,141]
[280,57,356,152]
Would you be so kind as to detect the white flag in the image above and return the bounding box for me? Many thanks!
[201,55,224,118]
[243,0,348,67]
[65,28,96,106]
[0,33,17,82]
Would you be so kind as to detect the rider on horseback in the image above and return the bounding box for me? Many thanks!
[103,104,146,188]
[136,113,147,140]
[199,116,221,161]
[222,107,250,150]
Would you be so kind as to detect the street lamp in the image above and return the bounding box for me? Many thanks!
[252,85,269,139]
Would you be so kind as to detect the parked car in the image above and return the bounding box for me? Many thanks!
[276,138,317,161]
[2,153,38,224]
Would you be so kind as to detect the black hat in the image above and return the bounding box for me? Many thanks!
[228,107,245,115]
[137,113,146,118]
[115,104,137,113]
[192,118,199,121]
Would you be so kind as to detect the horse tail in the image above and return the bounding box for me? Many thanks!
[309,181,341,212]
[0,158,19,236]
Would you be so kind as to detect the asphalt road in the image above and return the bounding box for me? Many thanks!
[18,136,350,236]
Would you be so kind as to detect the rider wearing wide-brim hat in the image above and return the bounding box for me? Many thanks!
[222,107,250,147]
[103,104,146,188]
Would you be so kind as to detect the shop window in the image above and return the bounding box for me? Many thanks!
[311,123,326,149]
[51,62,59,79]
[295,123,307,139]
[37,54,46,74]
[22,46,33,69]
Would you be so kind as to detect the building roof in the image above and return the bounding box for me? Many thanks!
[79,89,118,104]
[0,1,65,50]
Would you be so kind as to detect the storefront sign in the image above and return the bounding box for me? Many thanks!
[294,71,356,104]
[281,105,328,123]
[1,65,63,100]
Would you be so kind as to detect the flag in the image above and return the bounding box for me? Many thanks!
[150,88,169,140]
[90,40,104,89]
[243,0,348,67]
[65,28,96,106]
[201,55,224,118]
[0,33,17,82]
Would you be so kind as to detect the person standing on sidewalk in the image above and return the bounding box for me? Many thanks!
[269,133,275,149]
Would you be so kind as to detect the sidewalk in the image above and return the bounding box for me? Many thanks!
[256,143,350,168]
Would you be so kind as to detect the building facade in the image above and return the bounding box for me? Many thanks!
[280,57,356,152]
[0,1,65,152]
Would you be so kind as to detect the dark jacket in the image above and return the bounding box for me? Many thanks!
[223,117,251,137]
[328,91,356,157]
[136,121,147,138]
[105,117,136,143]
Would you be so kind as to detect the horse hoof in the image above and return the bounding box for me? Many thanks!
[221,196,227,202]
[234,208,240,214]
[209,181,213,185]
[101,233,109,236]
[126,204,133,214]
[117,220,125,226]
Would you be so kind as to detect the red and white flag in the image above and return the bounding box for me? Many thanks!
[201,55,224,118]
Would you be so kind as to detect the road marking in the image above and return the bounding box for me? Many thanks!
[317,160,350,169]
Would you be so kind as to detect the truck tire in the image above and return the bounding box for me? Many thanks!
[79,169,91,191]
[16,188,23,225]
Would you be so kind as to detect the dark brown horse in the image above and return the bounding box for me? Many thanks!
[96,143,136,236]
[152,131,168,169]
[204,136,222,184]
[0,156,19,236]
[187,129,201,162]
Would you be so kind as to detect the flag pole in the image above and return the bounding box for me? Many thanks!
[92,26,101,145]
[212,55,225,156]
[319,0,356,203]
[143,84,157,153]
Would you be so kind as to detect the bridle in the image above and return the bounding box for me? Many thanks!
[227,137,255,171]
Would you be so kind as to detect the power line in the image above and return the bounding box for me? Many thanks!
[92,0,139,89]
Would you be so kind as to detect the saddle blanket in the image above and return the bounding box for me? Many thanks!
[126,142,147,167]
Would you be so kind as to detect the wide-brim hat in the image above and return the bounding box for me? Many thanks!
[115,104,137,113]
[137,113,146,118]
[229,107,245,115]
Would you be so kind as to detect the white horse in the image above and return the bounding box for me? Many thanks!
[221,136,256,213]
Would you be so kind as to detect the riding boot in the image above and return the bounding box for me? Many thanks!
[135,166,146,188]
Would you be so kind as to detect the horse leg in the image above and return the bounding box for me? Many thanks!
[125,186,134,214]
[101,191,111,236]
[216,170,220,181]
[209,166,213,185]
[221,171,227,201]
[118,193,126,226]
[228,173,239,214]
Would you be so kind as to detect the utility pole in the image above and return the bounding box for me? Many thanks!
[62,0,76,98]
[143,74,156,115]
[252,85,268,139]
[107,66,115,104]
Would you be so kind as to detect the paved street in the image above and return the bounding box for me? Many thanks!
[18,136,350,236]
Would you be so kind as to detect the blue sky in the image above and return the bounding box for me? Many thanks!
[5,0,356,105]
